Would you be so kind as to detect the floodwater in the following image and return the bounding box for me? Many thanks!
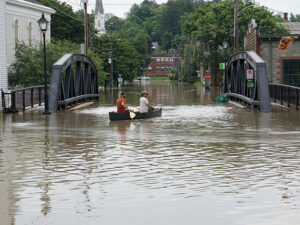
[1,80,300,225]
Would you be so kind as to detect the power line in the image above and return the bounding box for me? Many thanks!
[46,1,84,23]
[64,0,137,7]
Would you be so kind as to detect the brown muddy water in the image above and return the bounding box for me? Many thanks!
[0,81,300,225]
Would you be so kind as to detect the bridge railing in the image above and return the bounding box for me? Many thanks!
[269,83,300,109]
[225,51,271,112]
[1,86,46,112]
[49,54,99,112]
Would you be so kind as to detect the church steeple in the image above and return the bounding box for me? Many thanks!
[95,0,106,36]
[95,0,104,14]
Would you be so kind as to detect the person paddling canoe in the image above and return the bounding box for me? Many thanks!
[140,90,157,113]
[117,92,133,113]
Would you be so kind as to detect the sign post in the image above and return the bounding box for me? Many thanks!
[205,74,211,80]
[204,69,211,90]
[246,69,254,88]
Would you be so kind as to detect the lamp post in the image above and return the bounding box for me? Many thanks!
[81,0,89,56]
[234,0,239,52]
[109,23,113,89]
[108,57,112,86]
[37,13,50,114]
[223,39,229,69]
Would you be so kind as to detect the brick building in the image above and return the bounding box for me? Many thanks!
[244,19,300,87]
[143,54,182,77]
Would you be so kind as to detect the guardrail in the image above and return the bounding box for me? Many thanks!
[269,83,300,110]
[1,86,46,112]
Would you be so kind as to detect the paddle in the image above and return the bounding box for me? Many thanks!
[129,111,136,119]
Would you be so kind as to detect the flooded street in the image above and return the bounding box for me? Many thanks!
[1,80,300,225]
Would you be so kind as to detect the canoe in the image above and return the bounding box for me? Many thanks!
[109,108,162,121]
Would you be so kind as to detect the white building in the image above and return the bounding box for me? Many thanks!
[0,0,8,111]
[0,0,55,110]
[6,0,55,65]
[94,0,106,36]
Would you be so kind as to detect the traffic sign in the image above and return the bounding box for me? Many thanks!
[219,63,225,70]
[205,74,211,80]
[247,69,254,80]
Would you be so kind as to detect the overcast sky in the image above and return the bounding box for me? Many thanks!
[63,0,300,18]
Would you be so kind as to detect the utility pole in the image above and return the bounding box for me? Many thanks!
[109,24,113,89]
[188,35,191,83]
[234,0,239,52]
[82,0,89,56]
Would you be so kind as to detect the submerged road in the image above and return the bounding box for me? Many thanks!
[1,81,300,225]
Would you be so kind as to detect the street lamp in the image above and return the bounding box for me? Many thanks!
[223,39,229,69]
[37,13,50,114]
[109,23,113,89]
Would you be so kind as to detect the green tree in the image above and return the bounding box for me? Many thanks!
[38,0,85,43]
[182,0,288,83]
[128,0,157,22]
[8,40,106,87]
[290,13,300,22]
[92,34,145,82]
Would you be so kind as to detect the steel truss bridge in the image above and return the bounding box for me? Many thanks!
[49,54,99,113]
[224,51,271,112]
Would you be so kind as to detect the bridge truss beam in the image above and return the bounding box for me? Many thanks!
[49,54,99,113]
[224,51,271,112]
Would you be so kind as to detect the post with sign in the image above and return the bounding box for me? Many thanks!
[205,69,211,90]
[118,74,123,88]
[246,69,254,97]
[246,69,254,87]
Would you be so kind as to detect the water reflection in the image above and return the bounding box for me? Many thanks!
[0,81,300,225]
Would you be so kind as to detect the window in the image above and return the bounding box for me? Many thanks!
[161,67,164,72]
[148,66,152,72]
[161,58,164,63]
[28,22,32,46]
[165,58,169,62]
[156,58,160,62]
[14,19,19,46]
[165,67,169,72]
[283,59,300,87]
[156,67,160,72]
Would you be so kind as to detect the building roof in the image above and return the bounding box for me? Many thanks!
[7,0,55,14]
[260,34,300,40]
[148,54,182,57]
[23,0,44,6]
[95,0,104,14]
[278,22,300,34]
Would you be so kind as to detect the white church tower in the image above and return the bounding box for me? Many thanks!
[95,0,106,36]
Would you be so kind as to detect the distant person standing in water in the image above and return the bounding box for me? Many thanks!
[139,91,157,113]
[117,92,131,113]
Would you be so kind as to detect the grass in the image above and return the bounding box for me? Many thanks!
[134,76,170,81]
[194,80,205,87]
[147,76,170,81]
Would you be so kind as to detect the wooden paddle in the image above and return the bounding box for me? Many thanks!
[129,111,136,119]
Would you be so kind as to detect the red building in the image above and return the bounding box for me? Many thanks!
[143,54,182,77]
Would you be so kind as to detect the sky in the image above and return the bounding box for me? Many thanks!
[62,0,300,18]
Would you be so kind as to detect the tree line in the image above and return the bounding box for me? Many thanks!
[9,0,297,87]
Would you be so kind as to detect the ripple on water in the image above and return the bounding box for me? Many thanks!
[1,91,300,225]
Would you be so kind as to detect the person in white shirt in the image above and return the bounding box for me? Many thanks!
[140,90,157,113]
